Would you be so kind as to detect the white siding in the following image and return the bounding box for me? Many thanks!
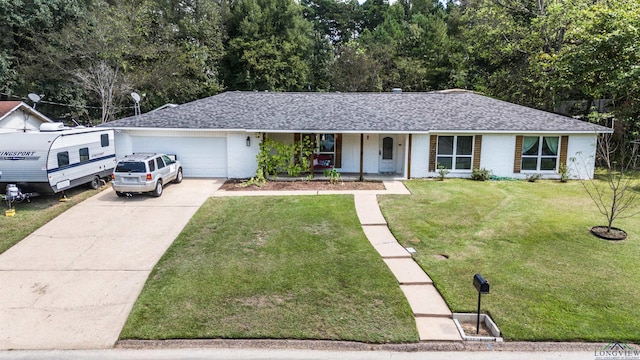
[481,133,598,180]
[567,134,598,179]
[340,133,360,172]
[339,133,381,174]
[410,134,430,178]
[396,134,407,175]
[418,133,599,180]
[228,132,260,178]
[363,134,380,173]
[114,131,133,159]
[0,109,48,131]
[115,130,600,180]
[480,134,517,178]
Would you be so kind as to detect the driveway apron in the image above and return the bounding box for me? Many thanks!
[0,179,223,350]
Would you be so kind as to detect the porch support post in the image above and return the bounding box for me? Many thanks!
[359,133,364,181]
[407,134,412,179]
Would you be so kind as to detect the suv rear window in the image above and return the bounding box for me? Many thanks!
[115,161,146,173]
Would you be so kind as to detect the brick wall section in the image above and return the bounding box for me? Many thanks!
[559,135,569,166]
[513,135,523,173]
[473,135,482,169]
[335,134,342,168]
[429,135,437,171]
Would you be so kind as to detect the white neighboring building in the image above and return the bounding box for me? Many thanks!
[102,91,612,180]
[0,101,53,133]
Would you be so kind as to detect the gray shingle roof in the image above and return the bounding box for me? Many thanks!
[103,91,611,133]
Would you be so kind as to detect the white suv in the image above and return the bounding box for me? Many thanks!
[111,153,183,197]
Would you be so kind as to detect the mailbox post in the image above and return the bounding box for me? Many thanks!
[473,273,490,334]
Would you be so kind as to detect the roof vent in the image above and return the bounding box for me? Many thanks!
[391,88,403,93]
[40,122,68,132]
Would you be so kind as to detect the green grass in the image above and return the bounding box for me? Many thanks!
[0,186,102,254]
[120,195,418,343]
[379,179,640,342]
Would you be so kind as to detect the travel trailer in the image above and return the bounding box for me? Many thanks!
[0,123,116,194]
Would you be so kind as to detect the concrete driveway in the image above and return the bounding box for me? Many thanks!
[0,179,224,350]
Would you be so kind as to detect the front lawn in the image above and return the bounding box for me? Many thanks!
[379,179,640,342]
[121,195,418,343]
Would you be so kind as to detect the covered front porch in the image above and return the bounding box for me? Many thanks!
[263,132,412,180]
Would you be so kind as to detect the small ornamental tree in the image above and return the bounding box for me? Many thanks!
[573,132,640,240]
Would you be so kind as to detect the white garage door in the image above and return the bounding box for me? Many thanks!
[130,136,227,177]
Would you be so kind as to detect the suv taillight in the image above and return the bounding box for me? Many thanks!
[111,173,115,180]
[146,173,152,181]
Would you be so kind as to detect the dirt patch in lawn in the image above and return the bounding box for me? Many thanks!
[220,179,385,191]
[461,321,492,337]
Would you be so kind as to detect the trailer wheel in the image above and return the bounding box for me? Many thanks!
[151,180,163,197]
[89,175,101,190]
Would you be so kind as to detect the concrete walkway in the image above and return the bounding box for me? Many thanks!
[216,181,462,341]
[353,193,462,341]
[0,179,225,350]
[212,179,411,197]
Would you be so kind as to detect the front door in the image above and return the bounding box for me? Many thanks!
[379,135,396,173]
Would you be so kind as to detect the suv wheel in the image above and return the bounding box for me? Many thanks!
[174,168,183,184]
[151,180,163,197]
[116,191,126,197]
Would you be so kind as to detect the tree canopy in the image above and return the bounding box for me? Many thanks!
[0,0,637,128]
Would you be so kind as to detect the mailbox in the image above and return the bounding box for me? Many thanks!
[473,273,490,334]
[473,273,490,294]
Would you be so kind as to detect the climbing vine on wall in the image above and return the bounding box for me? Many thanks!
[247,136,316,185]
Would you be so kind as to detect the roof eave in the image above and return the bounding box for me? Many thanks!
[0,103,23,123]
[104,126,248,132]
[17,103,54,123]
[428,129,613,134]
[106,127,613,134]
[253,129,423,134]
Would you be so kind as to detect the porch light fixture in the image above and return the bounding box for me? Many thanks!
[246,136,251,147]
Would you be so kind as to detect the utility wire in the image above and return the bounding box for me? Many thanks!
[0,92,135,109]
